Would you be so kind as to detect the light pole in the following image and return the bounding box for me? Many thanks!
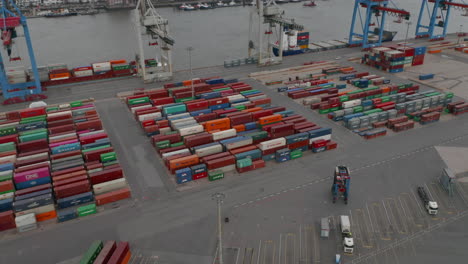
[212,192,225,264]
[187,46,194,98]
[458,25,463,44]
[403,21,412,50]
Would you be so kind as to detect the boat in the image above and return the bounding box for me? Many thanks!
[179,3,196,10]
[373,27,397,42]
[216,1,229,7]
[276,0,289,4]
[303,1,316,7]
[79,9,99,15]
[44,9,78,17]
[196,3,212,9]
[290,0,301,3]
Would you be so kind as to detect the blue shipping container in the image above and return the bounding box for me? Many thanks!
[13,193,54,212]
[206,78,225,85]
[0,163,14,172]
[308,128,332,138]
[57,192,94,209]
[234,149,262,161]
[225,78,239,84]
[285,132,309,144]
[190,109,212,117]
[191,164,207,174]
[15,189,52,201]
[176,175,192,184]
[244,122,258,130]
[176,168,192,179]
[51,142,82,155]
[262,154,276,161]
[16,121,47,132]
[57,207,78,222]
[15,176,51,190]
[200,92,222,100]
[0,198,13,213]
[209,103,230,111]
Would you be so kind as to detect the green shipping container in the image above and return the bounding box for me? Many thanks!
[103,160,119,167]
[363,109,383,115]
[156,140,170,149]
[80,240,103,264]
[20,115,46,124]
[321,84,335,89]
[339,96,349,102]
[100,152,116,163]
[164,105,187,115]
[353,106,363,113]
[208,171,224,181]
[237,158,252,168]
[319,109,331,114]
[374,93,382,98]
[128,97,150,105]
[330,107,340,112]
[46,107,59,112]
[170,142,184,148]
[213,87,231,92]
[19,131,48,143]
[290,149,303,159]
[19,128,47,137]
[240,89,258,95]
[0,173,13,182]
[445,92,454,98]
[248,131,268,141]
[0,142,15,152]
[113,65,131,71]
[175,97,196,103]
[70,101,83,108]
[77,204,97,217]
[0,189,14,195]
[381,96,390,103]
[87,168,103,174]
[233,105,246,110]
[82,144,111,153]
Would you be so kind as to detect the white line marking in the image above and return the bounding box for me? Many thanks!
[257,240,262,264]
[278,234,282,264]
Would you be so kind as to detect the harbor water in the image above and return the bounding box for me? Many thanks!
[5,0,467,71]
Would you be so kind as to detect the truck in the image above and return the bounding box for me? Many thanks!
[331,166,350,204]
[417,186,438,215]
[340,215,354,254]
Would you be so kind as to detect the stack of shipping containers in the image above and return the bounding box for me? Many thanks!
[361,45,427,72]
[0,101,131,234]
[125,77,337,184]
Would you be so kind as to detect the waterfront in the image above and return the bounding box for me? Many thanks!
[6,0,467,71]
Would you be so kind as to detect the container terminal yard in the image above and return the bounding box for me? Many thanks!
[2,0,468,263]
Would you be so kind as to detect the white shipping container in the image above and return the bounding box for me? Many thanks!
[15,204,55,217]
[16,152,49,162]
[212,129,237,141]
[223,138,253,150]
[93,178,127,195]
[130,104,152,114]
[170,117,195,125]
[179,125,204,137]
[73,70,94,77]
[51,155,81,164]
[342,99,362,109]
[17,223,38,233]
[47,110,72,118]
[259,138,286,151]
[231,101,250,107]
[58,104,70,109]
[195,144,223,157]
[172,121,198,130]
[227,95,245,102]
[0,192,14,200]
[248,95,267,101]
[159,127,172,135]
[167,112,191,120]
[138,112,162,122]
[0,121,19,129]
[308,134,331,144]
[363,75,378,80]
[161,148,191,159]
[15,213,36,227]
[0,155,16,164]
[210,164,236,173]
[19,161,50,170]
[92,62,111,72]
[49,133,76,141]
[78,130,104,138]
[288,35,297,47]
[0,170,12,177]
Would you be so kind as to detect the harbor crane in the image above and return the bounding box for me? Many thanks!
[348,0,410,49]
[134,0,174,83]
[248,0,304,66]
[0,0,45,104]
[415,0,468,41]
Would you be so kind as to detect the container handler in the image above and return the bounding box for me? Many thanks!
[332,166,350,204]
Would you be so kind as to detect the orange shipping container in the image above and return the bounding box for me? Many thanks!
[232,124,245,132]
[49,72,71,80]
[428,49,441,54]
[36,210,57,222]
[381,86,390,94]
[205,118,231,132]
[182,80,193,86]
[110,59,127,65]
[122,251,132,264]
[258,114,282,125]
[169,155,199,170]
[242,107,263,113]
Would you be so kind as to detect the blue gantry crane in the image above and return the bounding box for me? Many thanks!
[348,0,410,49]
[0,0,44,104]
[415,0,468,41]
[331,166,351,204]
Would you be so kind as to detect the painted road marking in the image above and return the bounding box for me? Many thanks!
[282,233,296,264]
[261,240,275,264]
[400,193,425,230]
[243,248,254,264]
[354,209,373,248]
[385,198,408,235]
[369,202,392,240]
[429,182,455,215]
[411,189,435,224]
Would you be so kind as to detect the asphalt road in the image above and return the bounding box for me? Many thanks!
[1,34,468,264]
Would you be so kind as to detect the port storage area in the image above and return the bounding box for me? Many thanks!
[253,60,465,141]
[0,99,131,234]
[120,77,338,188]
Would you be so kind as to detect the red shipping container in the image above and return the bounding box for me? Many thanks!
[232,86,252,93]
[145,89,168,99]
[312,139,327,148]
[270,130,294,139]
[214,108,237,116]
[16,139,48,154]
[19,107,46,119]
[326,141,338,150]
[261,146,284,156]
[50,150,82,161]
[297,126,321,133]
[185,100,209,112]
[83,147,114,162]
[229,145,257,155]
[52,170,87,182]
[201,152,231,163]
[184,133,213,148]
[0,180,14,193]
[14,183,51,196]
[207,97,229,106]
[54,180,90,199]
[230,113,253,126]
[269,106,286,113]
[192,171,208,180]
[15,162,51,173]
[0,210,15,232]
[79,132,108,145]
[194,112,218,123]
[206,155,236,170]
[252,159,266,169]
[47,118,74,128]
[0,134,18,145]
[108,242,130,264]
[89,167,124,185]
[252,98,272,106]
[47,113,72,123]
[152,133,181,145]
[95,188,131,206]
[287,140,309,150]
[134,107,160,117]
[237,164,255,173]
[173,90,193,99]
[271,124,294,134]
[15,155,50,168]
[48,124,76,135]
[75,120,103,132]
[252,110,274,120]
[53,175,88,188]
[262,122,285,133]
[6,111,20,120]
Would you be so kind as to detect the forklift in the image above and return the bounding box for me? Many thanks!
[331,166,350,204]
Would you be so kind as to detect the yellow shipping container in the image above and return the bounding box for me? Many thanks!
[299,45,308,49]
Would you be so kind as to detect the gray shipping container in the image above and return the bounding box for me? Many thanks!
[13,193,53,213]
